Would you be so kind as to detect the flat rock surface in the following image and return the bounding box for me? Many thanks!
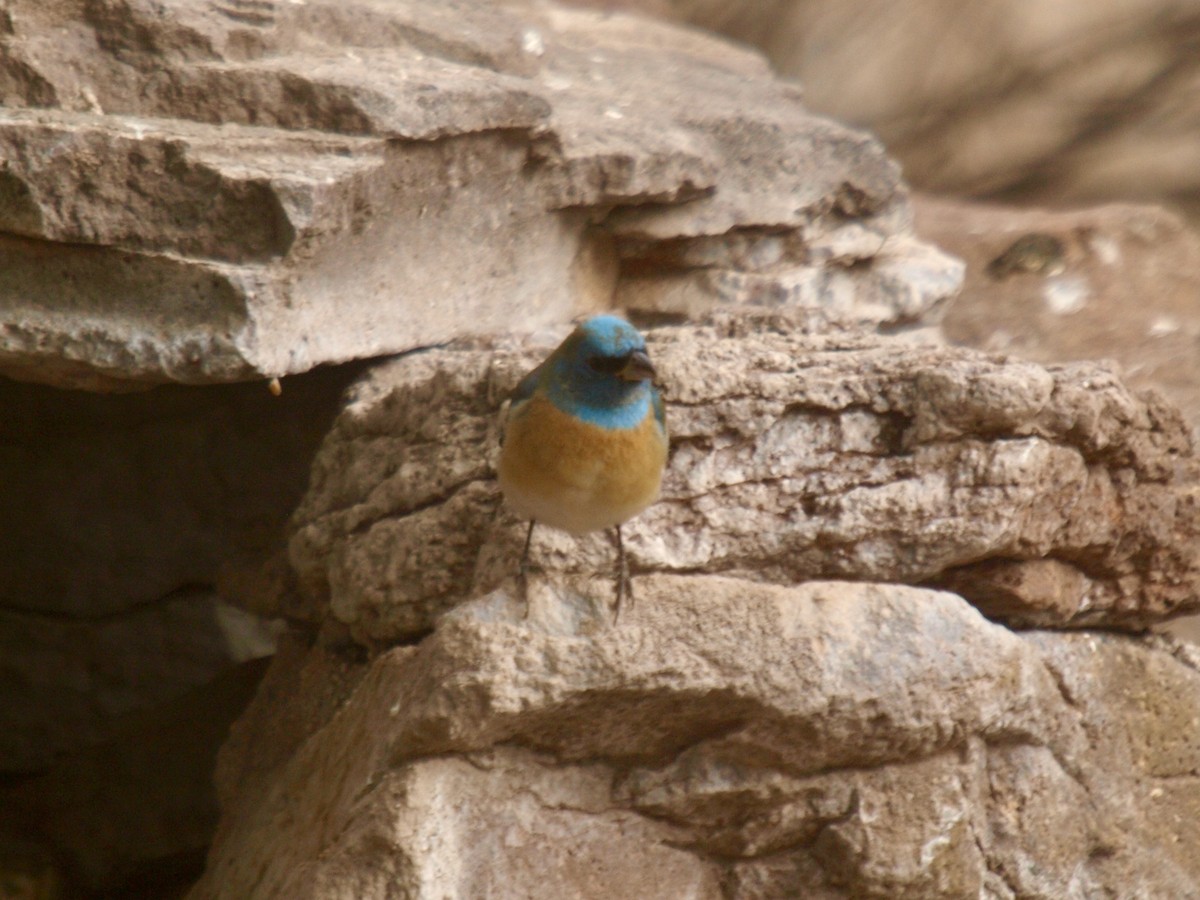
[287,313,1200,640]
[0,0,959,389]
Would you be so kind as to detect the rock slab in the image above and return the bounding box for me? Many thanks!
[0,0,959,389]
[192,579,1200,898]
[917,196,1200,439]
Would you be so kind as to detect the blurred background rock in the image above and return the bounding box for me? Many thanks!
[629,0,1200,223]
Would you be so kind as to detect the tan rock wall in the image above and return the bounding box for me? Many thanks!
[2,1,1199,897]
[289,315,1200,643]
[189,314,1200,897]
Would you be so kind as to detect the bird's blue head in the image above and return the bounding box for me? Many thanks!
[545,315,657,428]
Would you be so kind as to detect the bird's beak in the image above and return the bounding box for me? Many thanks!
[619,349,656,382]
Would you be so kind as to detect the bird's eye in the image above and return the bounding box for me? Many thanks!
[588,354,628,374]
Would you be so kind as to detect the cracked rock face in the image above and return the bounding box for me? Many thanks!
[193,579,1200,898]
[0,0,959,390]
[288,314,1200,642]
[912,196,1200,642]
[7,1,1200,896]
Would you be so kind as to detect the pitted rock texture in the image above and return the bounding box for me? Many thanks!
[192,580,1200,898]
[0,0,959,390]
[287,315,1200,642]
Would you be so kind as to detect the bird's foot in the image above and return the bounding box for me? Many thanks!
[518,520,537,619]
[518,564,531,619]
[611,525,633,624]
[612,570,634,624]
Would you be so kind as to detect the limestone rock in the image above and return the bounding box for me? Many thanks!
[912,196,1200,642]
[1022,631,1200,896]
[288,314,1200,641]
[192,579,1200,898]
[6,2,1200,897]
[0,0,959,390]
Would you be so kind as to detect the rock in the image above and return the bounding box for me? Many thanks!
[0,367,356,621]
[0,657,269,897]
[5,3,1200,898]
[277,750,721,900]
[0,364,355,773]
[0,362,344,892]
[912,196,1200,643]
[655,0,1200,220]
[288,314,1200,641]
[1022,631,1200,896]
[915,196,1200,439]
[0,588,272,773]
[192,579,1200,898]
[0,0,959,390]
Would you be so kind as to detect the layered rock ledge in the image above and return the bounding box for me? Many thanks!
[0,0,959,390]
[288,313,1200,641]
[190,312,1200,897]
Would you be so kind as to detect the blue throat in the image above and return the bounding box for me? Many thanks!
[545,362,652,430]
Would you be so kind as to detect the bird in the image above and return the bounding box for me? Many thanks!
[498,314,668,620]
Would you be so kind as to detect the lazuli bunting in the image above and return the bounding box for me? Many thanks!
[498,315,668,618]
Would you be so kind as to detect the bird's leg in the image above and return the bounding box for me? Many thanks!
[519,520,536,618]
[519,520,537,574]
[613,525,632,623]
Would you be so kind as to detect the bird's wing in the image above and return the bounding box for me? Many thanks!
[499,360,548,447]
[652,387,667,435]
[509,360,545,406]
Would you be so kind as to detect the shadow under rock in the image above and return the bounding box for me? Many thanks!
[0,360,369,898]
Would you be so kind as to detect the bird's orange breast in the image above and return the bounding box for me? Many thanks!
[498,394,668,535]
